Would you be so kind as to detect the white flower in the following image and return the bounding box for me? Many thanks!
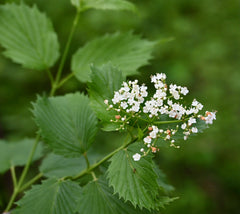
[192,99,198,106]
[196,103,203,110]
[205,111,216,124]
[167,99,173,106]
[133,153,141,161]
[156,73,166,80]
[151,75,157,83]
[154,82,165,89]
[112,92,122,104]
[122,82,130,92]
[170,91,180,100]
[143,136,152,144]
[180,87,189,95]
[140,85,148,97]
[188,117,196,126]
[120,101,128,109]
[151,73,166,83]
[181,123,187,130]
[186,108,194,115]
[131,104,140,112]
[152,125,159,132]
[165,135,170,140]
[169,84,177,91]
[191,127,198,133]
[150,126,158,139]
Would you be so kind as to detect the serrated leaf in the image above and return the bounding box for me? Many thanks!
[0,3,59,70]
[39,153,86,178]
[33,93,98,157]
[155,196,178,209]
[153,163,175,194]
[72,32,156,82]
[81,0,136,12]
[88,64,124,131]
[107,142,159,210]
[0,139,43,174]
[76,177,155,214]
[13,178,81,214]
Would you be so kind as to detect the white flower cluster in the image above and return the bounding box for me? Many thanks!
[112,80,148,113]
[104,73,216,161]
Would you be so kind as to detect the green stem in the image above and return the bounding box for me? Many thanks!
[137,117,150,123]
[18,135,40,188]
[10,165,17,189]
[72,137,138,180]
[52,10,80,96]
[19,173,43,193]
[5,134,40,212]
[5,8,82,213]
[153,119,184,125]
[56,73,74,89]
[91,171,97,181]
[46,68,54,87]
[84,152,97,181]
[5,189,18,212]
[83,152,90,169]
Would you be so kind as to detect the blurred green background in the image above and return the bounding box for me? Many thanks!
[0,0,240,213]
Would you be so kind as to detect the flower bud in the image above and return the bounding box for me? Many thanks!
[115,115,121,120]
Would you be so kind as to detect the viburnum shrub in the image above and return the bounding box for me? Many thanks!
[0,1,216,214]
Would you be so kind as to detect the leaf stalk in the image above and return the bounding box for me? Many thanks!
[10,165,17,189]
[52,10,81,96]
[72,137,138,180]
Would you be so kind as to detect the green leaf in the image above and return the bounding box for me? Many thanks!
[107,142,159,210]
[153,164,175,194]
[70,0,80,9]
[13,178,81,214]
[0,138,43,174]
[81,0,136,12]
[88,64,124,131]
[72,32,156,82]
[39,153,86,178]
[33,93,98,157]
[0,3,59,70]
[155,196,178,209]
[76,177,155,214]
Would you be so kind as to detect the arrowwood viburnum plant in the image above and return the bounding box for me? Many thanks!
[0,1,216,214]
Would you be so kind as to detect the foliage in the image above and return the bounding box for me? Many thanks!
[71,0,136,12]
[0,139,43,174]
[0,0,226,213]
[39,153,86,178]
[0,3,59,70]
[87,63,124,131]
[76,176,157,214]
[72,32,156,82]
[108,142,159,209]
[33,93,98,157]
[13,178,82,214]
